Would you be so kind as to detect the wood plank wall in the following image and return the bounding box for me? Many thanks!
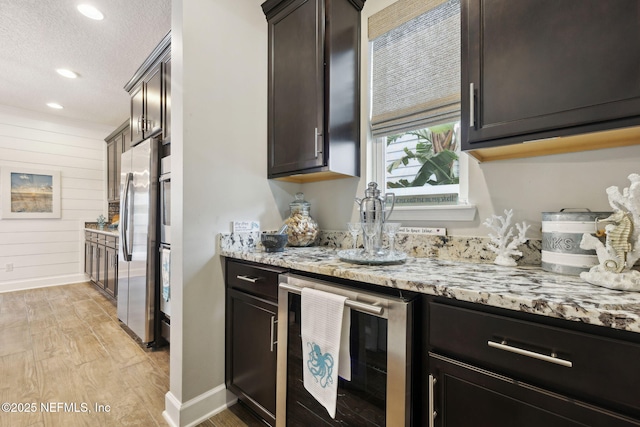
[0,107,110,292]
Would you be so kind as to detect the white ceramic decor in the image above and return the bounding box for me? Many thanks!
[580,173,640,291]
[484,209,530,266]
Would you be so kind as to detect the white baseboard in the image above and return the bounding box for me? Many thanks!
[163,384,237,427]
[0,274,89,293]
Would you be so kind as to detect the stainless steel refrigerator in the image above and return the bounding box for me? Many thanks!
[118,137,159,345]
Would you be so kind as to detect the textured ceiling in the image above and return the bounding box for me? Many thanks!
[0,0,171,128]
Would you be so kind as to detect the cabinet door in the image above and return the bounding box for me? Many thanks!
[107,140,117,201]
[428,354,640,427]
[267,0,324,177]
[104,246,117,298]
[462,0,640,150]
[84,240,92,276]
[227,288,277,424]
[130,83,144,146]
[163,55,171,143]
[90,241,99,283]
[144,63,163,139]
[95,244,105,289]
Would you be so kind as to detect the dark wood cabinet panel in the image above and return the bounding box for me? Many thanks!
[461,0,640,157]
[144,64,163,138]
[225,259,287,426]
[125,32,170,147]
[106,121,129,202]
[228,289,277,423]
[85,231,118,301]
[426,298,640,425]
[428,354,640,427]
[269,0,323,175]
[162,54,171,143]
[104,246,118,298]
[263,0,363,182]
[130,83,145,146]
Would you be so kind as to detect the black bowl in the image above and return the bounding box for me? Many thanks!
[261,233,288,252]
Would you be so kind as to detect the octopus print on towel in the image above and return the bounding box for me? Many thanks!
[307,342,334,388]
[301,287,350,419]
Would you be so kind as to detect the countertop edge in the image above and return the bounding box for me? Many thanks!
[221,248,640,335]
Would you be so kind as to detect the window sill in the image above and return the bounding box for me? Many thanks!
[389,203,477,222]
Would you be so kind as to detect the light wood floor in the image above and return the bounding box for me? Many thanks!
[0,282,264,427]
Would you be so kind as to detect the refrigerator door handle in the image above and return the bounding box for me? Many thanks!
[122,172,134,261]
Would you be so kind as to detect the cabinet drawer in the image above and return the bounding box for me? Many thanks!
[105,235,118,249]
[429,301,640,417]
[85,231,98,242]
[226,260,286,302]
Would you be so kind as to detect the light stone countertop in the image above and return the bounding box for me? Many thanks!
[84,227,119,237]
[220,245,640,334]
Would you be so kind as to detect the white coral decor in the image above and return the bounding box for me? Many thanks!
[483,209,530,266]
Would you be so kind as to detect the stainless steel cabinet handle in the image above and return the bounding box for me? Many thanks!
[314,127,323,158]
[279,282,384,316]
[428,374,437,427]
[270,316,277,352]
[236,275,259,283]
[488,340,572,368]
[469,83,475,128]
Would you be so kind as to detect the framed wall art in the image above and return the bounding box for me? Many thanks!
[0,167,61,219]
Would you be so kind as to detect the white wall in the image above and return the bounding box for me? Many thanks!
[301,0,640,237]
[166,1,298,425]
[0,105,111,292]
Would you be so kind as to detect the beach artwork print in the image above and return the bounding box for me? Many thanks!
[11,172,54,213]
[1,168,60,219]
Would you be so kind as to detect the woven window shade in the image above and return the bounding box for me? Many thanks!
[370,0,461,137]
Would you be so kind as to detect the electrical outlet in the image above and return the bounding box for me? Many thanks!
[399,227,447,236]
[6,263,13,272]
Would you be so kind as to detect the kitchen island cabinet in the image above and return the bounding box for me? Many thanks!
[461,0,640,161]
[225,259,287,426]
[262,0,363,182]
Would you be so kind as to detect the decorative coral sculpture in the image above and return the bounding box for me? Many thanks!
[580,173,640,291]
[483,209,530,266]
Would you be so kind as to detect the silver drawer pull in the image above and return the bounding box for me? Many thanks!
[488,340,572,368]
[428,374,437,427]
[236,275,260,283]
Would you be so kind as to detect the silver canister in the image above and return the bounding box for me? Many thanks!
[541,209,611,275]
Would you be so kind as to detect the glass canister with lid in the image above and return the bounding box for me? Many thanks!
[284,192,319,246]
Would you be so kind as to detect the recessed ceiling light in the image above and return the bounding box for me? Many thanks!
[47,103,64,110]
[77,4,104,20]
[56,69,78,79]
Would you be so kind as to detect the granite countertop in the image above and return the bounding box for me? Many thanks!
[84,227,119,237]
[220,246,640,334]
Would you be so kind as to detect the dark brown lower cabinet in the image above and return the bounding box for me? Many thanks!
[225,259,287,426]
[104,245,117,298]
[426,299,640,427]
[85,231,118,300]
[428,353,640,427]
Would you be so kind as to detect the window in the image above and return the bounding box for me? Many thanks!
[368,0,475,221]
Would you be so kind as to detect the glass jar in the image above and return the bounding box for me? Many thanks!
[284,192,319,246]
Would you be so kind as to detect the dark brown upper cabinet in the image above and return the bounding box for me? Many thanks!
[461,0,640,162]
[105,120,129,202]
[124,31,171,147]
[262,0,364,182]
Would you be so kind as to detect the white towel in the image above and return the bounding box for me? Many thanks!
[301,287,351,418]
[161,247,170,302]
